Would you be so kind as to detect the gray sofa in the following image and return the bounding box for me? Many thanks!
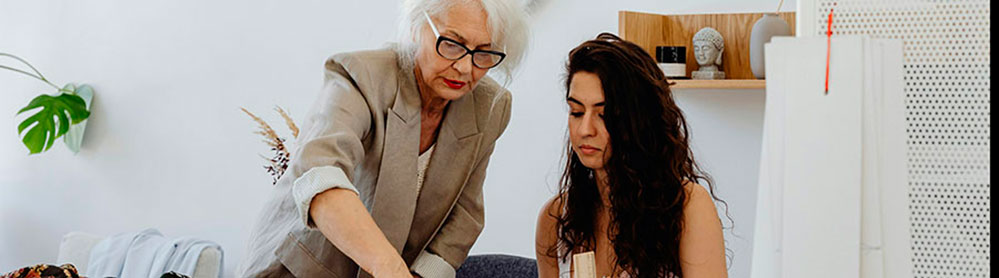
[456,254,538,278]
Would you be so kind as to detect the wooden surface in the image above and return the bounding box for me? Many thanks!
[669,79,766,89]
[619,10,796,80]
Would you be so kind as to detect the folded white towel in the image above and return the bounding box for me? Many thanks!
[86,228,222,278]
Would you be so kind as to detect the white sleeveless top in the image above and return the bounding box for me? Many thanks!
[557,249,572,278]
[555,201,633,278]
[557,250,633,278]
[558,250,635,278]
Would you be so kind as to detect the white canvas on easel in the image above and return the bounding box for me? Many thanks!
[875,40,912,278]
[860,37,887,278]
[753,35,864,278]
[778,35,864,278]
[860,39,911,278]
[751,35,910,278]
[750,35,791,278]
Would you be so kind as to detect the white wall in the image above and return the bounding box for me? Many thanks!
[0,0,792,277]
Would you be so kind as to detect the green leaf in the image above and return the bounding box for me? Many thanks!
[16,91,91,154]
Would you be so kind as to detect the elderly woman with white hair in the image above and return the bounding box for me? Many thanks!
[239,0,528,277]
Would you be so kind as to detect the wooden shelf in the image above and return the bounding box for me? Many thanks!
[619,10,796,87]
[669,79,766,89]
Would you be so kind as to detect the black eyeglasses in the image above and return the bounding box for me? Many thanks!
[424,12,506,69]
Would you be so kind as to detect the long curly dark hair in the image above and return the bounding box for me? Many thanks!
[549,33,727,277]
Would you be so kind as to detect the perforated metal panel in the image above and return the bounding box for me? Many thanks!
[799,1,990,277]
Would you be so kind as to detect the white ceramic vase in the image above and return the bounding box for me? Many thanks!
[750,14,791,79]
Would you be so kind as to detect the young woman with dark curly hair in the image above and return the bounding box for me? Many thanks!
[535,33,728,278]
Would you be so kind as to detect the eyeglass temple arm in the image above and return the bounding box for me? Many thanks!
[423,11,441,37]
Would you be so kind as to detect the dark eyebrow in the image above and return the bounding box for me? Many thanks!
[566,97,605,107]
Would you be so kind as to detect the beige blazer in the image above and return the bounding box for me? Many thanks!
[244,48,511,278]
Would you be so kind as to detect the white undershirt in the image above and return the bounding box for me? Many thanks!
[416,144,435,193]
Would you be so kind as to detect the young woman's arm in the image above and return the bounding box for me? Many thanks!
[536,196,564,278]
[679,184,728,278]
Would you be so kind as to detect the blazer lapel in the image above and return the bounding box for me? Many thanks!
[403,91,483,261]
[369,67,421,257]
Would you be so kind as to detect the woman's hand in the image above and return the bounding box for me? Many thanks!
[368,257,411,278]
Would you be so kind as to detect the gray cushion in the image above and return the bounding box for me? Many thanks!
[456,254,538,278]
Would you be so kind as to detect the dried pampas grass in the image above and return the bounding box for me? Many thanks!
[242,106,299,185]
[275,106,299,138]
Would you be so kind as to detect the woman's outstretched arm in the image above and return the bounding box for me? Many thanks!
[311,189,411,277]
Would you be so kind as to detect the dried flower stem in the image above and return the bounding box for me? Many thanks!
[275,106,299,138]
[242,107,280,142]
[242,107,295,185]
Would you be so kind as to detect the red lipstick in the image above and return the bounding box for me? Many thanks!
[444,78,466,89]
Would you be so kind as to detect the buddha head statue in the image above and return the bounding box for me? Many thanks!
[693,27,724,71]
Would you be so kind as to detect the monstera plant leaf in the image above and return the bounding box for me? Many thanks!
[16,84,91,154]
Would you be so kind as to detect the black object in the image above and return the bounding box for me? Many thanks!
[656,46,690,79]
[456,254,538,278]
[160,271,190,278]
[656,46,686,63]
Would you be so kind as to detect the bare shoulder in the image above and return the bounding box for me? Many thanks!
[536,193,566,264]
[682,181,720,220]
[537,193,566,227]
[678,183,727,276]
[536,193,568,243]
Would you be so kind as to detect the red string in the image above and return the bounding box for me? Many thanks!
[825,9,834,95]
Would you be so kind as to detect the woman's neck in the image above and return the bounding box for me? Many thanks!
[414,67,449,116]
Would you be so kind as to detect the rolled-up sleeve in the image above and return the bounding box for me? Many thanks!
[286,58,373,228]
[292,166,359,228]
[411,250,456,278]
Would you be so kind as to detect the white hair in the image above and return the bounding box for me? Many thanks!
[396,0,530,84]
